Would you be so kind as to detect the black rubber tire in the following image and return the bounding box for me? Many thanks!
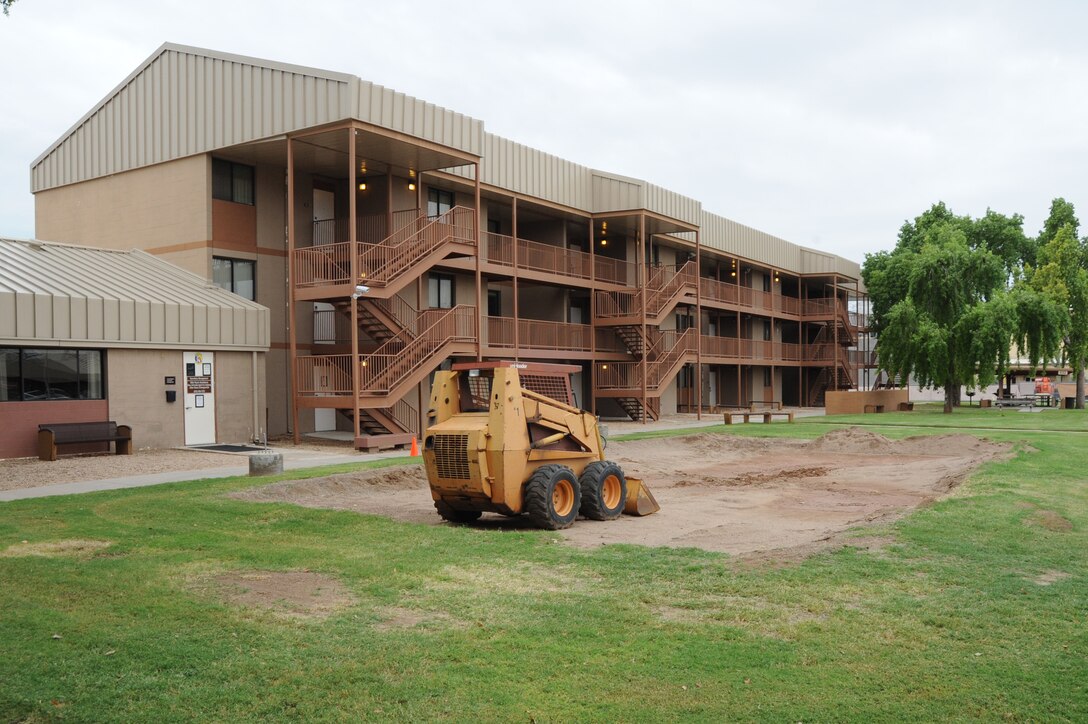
[434,499,482,524]
[523,464,581,530]
[578,461,627,521]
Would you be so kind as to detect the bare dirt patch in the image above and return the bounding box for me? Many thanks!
[198,570,355,619]
[232,428,1011,558]
[1024,510,1073,532]
[373,605,462,631]
[0,539,112,558]
[1029,570,1072,586]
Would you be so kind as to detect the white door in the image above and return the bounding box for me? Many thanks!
[314,188,335,243]
[183,351,216,445]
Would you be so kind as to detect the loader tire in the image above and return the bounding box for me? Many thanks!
[434,500,482,524]
[524,465,581,530]
[578,461,627,521]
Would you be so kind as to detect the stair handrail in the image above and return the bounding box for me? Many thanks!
[645,260,697,318]
[358,206,476,287]
[359,304,476,394]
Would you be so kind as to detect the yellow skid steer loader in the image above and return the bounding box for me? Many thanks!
[422,361,659,530]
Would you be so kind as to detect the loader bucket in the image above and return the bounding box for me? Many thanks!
[623,477,660,516]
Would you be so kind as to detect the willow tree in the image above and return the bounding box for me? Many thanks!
[870,223,1012,413]
[1031,224,1088,408]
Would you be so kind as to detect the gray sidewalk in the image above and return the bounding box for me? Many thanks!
[0,447,409,502]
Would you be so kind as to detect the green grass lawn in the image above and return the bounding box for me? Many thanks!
[1,414,1086,721]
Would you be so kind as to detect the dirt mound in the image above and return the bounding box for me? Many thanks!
[808,427,895,453]
[234,430,1013,559]
[892,434,1009,459]
[236,465,427,503]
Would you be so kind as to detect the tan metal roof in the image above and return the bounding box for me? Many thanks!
[0,238,270,350]
[31,43,860,279]
[31,43,484,193]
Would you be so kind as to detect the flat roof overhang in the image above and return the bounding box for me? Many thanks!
[217,120,480,179]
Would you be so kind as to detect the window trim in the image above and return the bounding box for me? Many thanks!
[212,158,256,206]
[212,256,257,301]
[428,272,455,309]
[0,347,107,402]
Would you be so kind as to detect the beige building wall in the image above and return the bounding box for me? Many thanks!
[825,389,908,415]
[35,156,210,274]
[108,348,266,449]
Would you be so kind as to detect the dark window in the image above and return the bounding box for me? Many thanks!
[763,367,772,387]
[427,188,454,218]
[0,348,105,401]
[213,257,256,300]
[0,348,19,401]
[762,273,771,293]
[487,218,501,234]
[487,290,502,317]
[676,312,694,331]
[428,273,454,309]
[212,159,255,205]
[763,320,772,341]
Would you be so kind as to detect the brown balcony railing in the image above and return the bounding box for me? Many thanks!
[295,207,475,290]
[487,317,598,352]
[295,354,353,396]
[484,233,634,286]
[295,241,353,287]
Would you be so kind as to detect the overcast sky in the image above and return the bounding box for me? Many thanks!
[2,1,1085,264]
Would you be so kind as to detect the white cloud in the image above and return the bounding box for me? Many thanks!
[1,0,1085,262]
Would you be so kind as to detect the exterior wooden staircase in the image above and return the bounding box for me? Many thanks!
[294,206,476,301]
[594,261,698,326]
[595,329,697,420]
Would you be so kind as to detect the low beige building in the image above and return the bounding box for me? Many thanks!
[0,237,270,458]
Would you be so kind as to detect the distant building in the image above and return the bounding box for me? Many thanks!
[30,43,871,450]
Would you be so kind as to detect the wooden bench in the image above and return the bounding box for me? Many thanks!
[749,400,783,411]
[724,410,794,424]
[897,402,914,412]
[863,404,885,414]
[38,421,133,461]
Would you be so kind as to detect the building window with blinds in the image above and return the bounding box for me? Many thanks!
[212,159,255,205]
[212,257,256,300]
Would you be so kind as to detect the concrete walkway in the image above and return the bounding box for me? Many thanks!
[1,409,825,503]
[0,447,409,502]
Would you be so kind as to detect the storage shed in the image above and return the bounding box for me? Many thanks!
[0,237,270,458]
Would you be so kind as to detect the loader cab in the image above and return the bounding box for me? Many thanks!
[450,361,579,409]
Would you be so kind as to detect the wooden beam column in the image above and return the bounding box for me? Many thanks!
[348,128,361,442]
[287,135,299,444]
[695,229,702,419]
[589,218,597,415]
[475,163,483,362]
[639,214,648,423]
[512,196,519,360]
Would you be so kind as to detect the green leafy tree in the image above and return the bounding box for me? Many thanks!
[1,1,15,17]
[864,202,1031,412]
[969,209,1031,277]
[1031,223,1088,408]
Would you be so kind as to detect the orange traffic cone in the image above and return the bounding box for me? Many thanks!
[410,436,420,457]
